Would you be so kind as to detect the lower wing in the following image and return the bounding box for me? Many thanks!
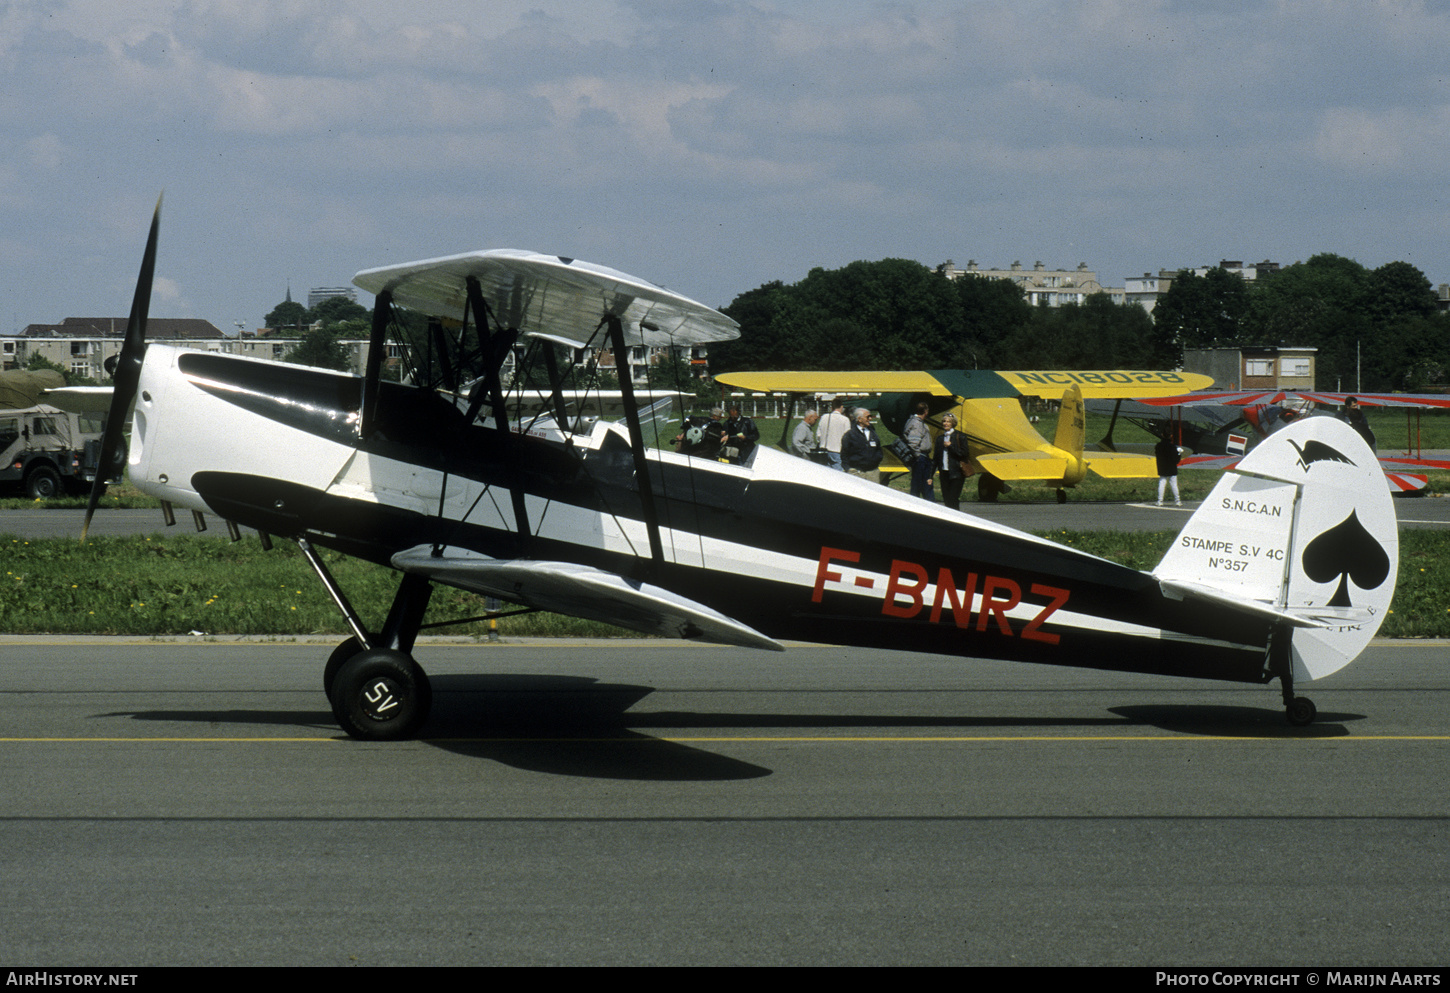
[391,546,784,651]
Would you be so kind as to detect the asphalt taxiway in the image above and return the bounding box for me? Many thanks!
[2,638,1447,966]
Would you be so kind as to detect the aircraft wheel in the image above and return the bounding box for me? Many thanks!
[330,649,432,741]
[1055,489,1067,504]
[1286,696,1317,727]
[323,633,381,696]
[977,474,1001,503]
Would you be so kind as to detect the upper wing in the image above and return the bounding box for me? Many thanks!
[353,249,738,349]
[1180,451,1441,493]
[390,545,784,651]
[984,370,1215,400]
[714,371,953,395]
[717,369,1214,400]
[1141,388,1450,409]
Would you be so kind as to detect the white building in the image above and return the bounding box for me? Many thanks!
[940,260,1125,307]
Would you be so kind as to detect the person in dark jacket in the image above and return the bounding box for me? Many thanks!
[841,408,883,482]
[1155,433,1181,507]
[723,405,759,463]
[933,413,972,511]
[1338,397,1376,450]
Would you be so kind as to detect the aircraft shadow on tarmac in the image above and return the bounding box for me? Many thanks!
[1109,704,1358,737]
[96,675,1358,780]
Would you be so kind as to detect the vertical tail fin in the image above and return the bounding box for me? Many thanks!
[1051,384,1085,460]
[1154,416,1397,681]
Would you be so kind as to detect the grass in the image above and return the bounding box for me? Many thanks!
[0,534,620,638]
[0,528,1445,638]
[0,481,160,511]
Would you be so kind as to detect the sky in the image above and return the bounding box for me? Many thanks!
[3,0,1448,335]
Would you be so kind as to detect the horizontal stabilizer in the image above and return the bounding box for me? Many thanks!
[1156,577,1325,629]
[1082,452,1158,479]
[391,545,784,651]
[976,451,1071,480]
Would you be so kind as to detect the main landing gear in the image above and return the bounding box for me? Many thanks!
[300,539,435,741]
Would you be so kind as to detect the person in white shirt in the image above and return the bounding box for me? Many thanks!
[817,399,851,471]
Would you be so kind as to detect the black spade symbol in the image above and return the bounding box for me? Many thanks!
[1301,510,1391,607]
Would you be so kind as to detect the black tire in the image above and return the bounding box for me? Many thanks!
[25,465,62,499]
[323,634,381,695]
[1055,488,1068,504]
[330,649,432,741]
[1286,697,1317,727]
[977,473,1001,503]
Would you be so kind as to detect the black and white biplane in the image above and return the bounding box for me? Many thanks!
[87,202,1400,738]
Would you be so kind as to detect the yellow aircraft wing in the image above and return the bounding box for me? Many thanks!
[715,369,1212,400]
[714,371,953,395]
[994,370,1212,400]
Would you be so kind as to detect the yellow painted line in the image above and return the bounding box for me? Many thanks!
[0,737,340,743]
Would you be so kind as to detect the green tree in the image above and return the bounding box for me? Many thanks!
[312,296,368,326]
[713,260,966,373]
[1000,294,1158,368]
[282,326,352,371]
[1153,267,1251,350]
[266,299,310,332]
[710,281,787,373]
[1368,261,1438,326]
[951,273,1031,368]
[1247,255,1372,389]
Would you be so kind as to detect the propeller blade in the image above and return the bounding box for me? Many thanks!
[83,194,161,540]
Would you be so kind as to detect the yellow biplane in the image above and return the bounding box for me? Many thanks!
[715,369,1213,502]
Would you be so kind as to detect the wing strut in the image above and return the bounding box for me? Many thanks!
[463,276,517,434]
[360,290,390,439]
[605,314,664,579]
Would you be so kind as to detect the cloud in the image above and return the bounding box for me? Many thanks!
[1313,105,1450,174]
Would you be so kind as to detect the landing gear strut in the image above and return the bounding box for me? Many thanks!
[299,538,436,740]
[1268,622,1316,727]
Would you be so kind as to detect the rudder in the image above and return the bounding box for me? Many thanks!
[1154,416,1397,682]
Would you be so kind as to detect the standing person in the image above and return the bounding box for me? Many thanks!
[1155,433,1182,507]
[933,413,971,511]
[818,398,851,471]
[791,409,820,459]
[903,401,935,501]
[723,405,759,463]
[841,407,883,482]
[1338,397,1376,450]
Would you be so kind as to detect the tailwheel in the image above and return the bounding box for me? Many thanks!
[1286,696,1317,727]
[1055,488,1067,504]
[330,648,432,741]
